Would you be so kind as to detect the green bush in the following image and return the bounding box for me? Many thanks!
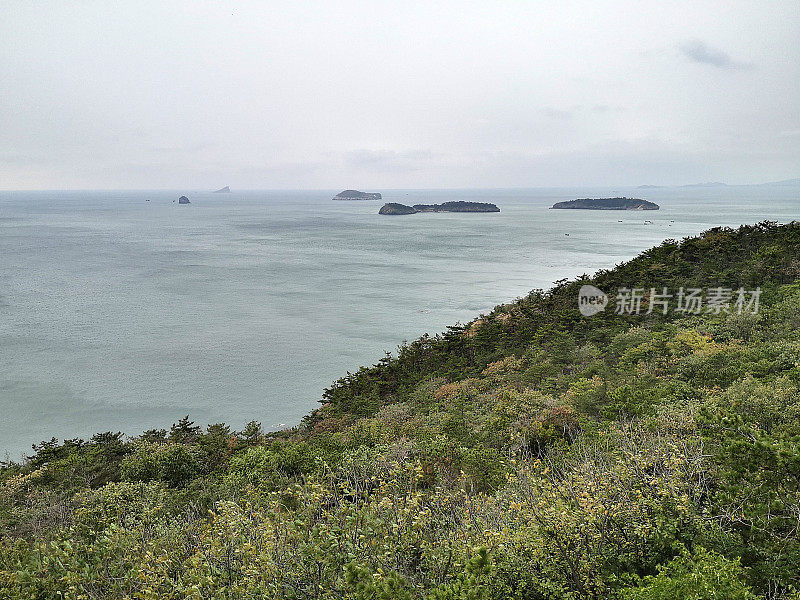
[121,442,200,487]
[621,547,755,600]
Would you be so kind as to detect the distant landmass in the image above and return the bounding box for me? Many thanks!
[636,177,799,188]
[379,203,419,215]
[379,201,500,215]
[681,182,727,188]
[551,197,659,210]
[213,186,231,193]
[758,178,800,187]
[414,201,500,213]
[333,190,382,201]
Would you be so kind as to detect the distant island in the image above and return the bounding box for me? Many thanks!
[551,197,659,210]
[178,195,190,204]
[760,177,800,186]
[681,182,727,188]
[414,201,500,213]
[333,190,382,201]
[379,203,418,215]
[213,186,231,193]
[379,200,500,215]
[634,178,800,189]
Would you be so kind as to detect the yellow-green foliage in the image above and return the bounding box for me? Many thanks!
[5,222,800,598]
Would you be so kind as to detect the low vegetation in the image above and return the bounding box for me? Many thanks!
[3,221,800,598]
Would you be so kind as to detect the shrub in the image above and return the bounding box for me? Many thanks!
[621,547,755,600]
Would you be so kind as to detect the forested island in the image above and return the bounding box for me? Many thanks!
[3,221,800,598]
[414,201,500,212]
[333,189,382,200]
[378,202,419,215]
[551,197,659,210]
[379,200,500,214]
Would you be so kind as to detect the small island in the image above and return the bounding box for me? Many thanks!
[414,201,500,213]
[379,201,500,215]
[333,190,382,201]
[551,197,659,210]
[213,186,231,193]
[379,203,419,215]
[178,195,190,204]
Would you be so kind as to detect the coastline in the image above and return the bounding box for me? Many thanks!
[2,187,800,457]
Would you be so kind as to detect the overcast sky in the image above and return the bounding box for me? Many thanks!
[1,1,798,189]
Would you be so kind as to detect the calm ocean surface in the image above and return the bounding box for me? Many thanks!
[1,186,798,458]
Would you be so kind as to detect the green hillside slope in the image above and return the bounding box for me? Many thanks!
[3,221,800,599]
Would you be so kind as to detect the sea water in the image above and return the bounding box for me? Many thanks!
[1,186,798,458]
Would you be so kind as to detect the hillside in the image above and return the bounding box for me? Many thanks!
[3,221,800,599]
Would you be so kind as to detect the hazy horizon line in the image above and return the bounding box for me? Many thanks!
[2,178,799,194]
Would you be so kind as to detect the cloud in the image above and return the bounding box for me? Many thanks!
[541,107,573,120]
[679,39,752,70]
[591,104,625,113]
[343,149,435,173]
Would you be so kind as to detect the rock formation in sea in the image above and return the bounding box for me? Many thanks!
[551,197,659,210]
[178,196,190,204]
[334,190,382,200]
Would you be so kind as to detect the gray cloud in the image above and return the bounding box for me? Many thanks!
[592,104,625,113]
[541,107,574,120]
[1,2,797,189]
[679,39,752,70]
[343,150,435,174]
